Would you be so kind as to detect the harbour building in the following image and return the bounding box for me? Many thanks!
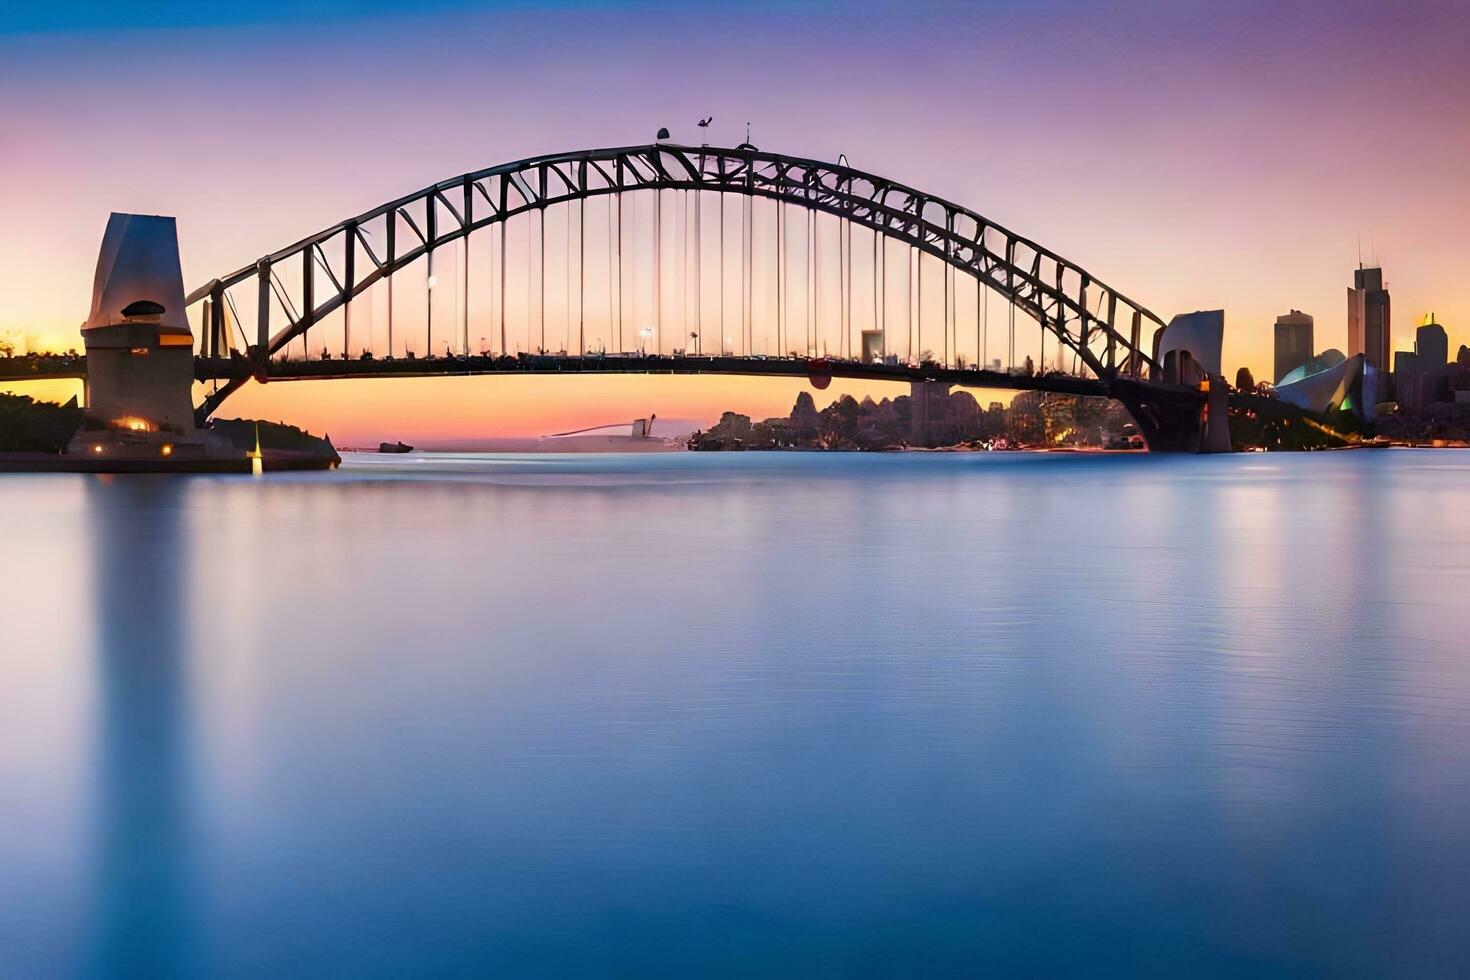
[1348,266,1391,379]
[1274,310,1314,384]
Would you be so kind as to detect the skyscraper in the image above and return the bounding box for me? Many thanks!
[1348,266,1391,378]
[1394,315,1452,414]
[1273,310,1314,384]
[1416,315,1448,370]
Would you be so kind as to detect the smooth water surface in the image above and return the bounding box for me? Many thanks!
[2,450,1468,977]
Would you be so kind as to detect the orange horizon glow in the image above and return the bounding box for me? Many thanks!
[1,374,1023,444]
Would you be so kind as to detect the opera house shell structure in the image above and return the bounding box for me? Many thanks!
[1274,349,1377,420]
[1152,310,1224,387]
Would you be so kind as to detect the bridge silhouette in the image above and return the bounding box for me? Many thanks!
[8,142,1223,450]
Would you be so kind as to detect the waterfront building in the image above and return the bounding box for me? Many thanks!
[1348,266,1391,378]
[1417,316,1448,370]
[1273,310,1314,384]
[1394,316,1452,415]
[1275,349,1374,418]
[1395,350,1420,379]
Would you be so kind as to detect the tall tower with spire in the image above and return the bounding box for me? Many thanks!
[1348,265,1391,380]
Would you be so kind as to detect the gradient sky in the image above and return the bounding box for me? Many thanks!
[3,0,1468,441]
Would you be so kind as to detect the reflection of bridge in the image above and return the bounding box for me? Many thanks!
[14,142,1227,450]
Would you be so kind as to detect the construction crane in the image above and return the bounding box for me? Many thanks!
[545,415,656,440]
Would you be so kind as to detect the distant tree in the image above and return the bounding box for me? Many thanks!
[831,394,862,443]
[1235,366,1256,392]
[948,390,982,441]
[0,393,83,453]
[790,391,820,440]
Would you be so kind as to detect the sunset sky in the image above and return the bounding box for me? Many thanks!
[3,0,1468,441]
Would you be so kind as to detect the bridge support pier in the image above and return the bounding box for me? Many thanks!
[1110,377,1231,453]
[73,213,240,462]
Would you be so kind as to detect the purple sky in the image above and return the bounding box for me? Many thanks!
[2,0,1467,435]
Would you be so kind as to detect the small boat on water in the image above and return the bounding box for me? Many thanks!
[379,441,413,454]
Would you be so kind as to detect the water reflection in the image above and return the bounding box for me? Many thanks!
[85,476,199,975]
[0,452,1462,975]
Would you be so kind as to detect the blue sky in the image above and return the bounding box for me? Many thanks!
[2,0,826,34]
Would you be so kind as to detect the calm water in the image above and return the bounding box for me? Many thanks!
[2,450,1468,977]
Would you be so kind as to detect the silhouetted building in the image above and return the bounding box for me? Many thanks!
[1417,317,1448,370]
[1273,310,1314,384]
[909,381,952,445]
[1394,316,1451,415]
[1348,266,1391,380]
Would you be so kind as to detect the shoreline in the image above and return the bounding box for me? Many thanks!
[0,451,337,473]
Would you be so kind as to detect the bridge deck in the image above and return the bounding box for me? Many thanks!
[0,360,86,383]
[189,353,1120,398]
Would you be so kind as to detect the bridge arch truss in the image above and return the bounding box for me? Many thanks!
[187,142,1166,417]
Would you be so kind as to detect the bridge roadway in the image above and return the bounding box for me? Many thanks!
[0,356,86,383]
[0,352,1162,399]
[190,352,1125,399]
[0,352,1212,451]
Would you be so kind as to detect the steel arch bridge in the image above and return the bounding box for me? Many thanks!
[184,143,1173,393]
[77,139,1219,449]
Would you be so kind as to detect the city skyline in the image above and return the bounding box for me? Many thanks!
[3,0,1468,438]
